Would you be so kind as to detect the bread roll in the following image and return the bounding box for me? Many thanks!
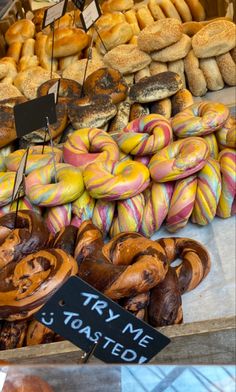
[6,42,22,63]
[156,0,181,20]
[124,73,135,86]
[150,98,171,118]
[0,57,17,84]
[59,54,80,71]
[46,28,90,58]
[184,49,207,96]
[168,59,186,87]
[35,33,58,72]
[130,102,150,121]
[129,35,138,45]
[151,34,191,62]
[62,58,105,84]
[125,9,140,35]
[102,0,134,12]
[18,55,39,72]
[135,66,151,83]
[0,83,22,101]
[104,44,151,74]
[137,18,183,53]
[199,57,224,90]
[184,0,205,21]
[22,38,35,57]
[95,12,125,30]
[149,61,168,75]
[95,22,133,54]
[129,71,183,103]
[148,0,165,20]
[216,52,236,86]
[171,0,192,22]
[182,21,203,36]
[136,7,154,29]
[192,21,236,58]
[5,20,35,45]
[171,88,194,115]
[231,47,236,63]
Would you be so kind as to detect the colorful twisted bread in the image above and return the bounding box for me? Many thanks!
[72,190,95,227]
[110,193,145,237]
[92,199,115,235]
[0,248,78,321]
[203,133,219,159]
[156,237,211,293]
[172,101,229,138]
[140,182,174,237]
[114,114,172,156]
[0,171,16,206]
[149,137,209,182]
[83,160,150,200]
[45,203,72,234]
[0,197,41,217]
[0,210,49,263]
[216,116,236,149]
[5,146,63,174]
[216,148,236,218]
[25,163,84,207]
[63,128,120,168]
[75,221,168,299]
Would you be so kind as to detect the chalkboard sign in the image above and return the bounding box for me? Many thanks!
[36,276,170,364]
[80,0,101,32]
[72,0,86,11]
[42,0,68,29]
[14,94,57,138]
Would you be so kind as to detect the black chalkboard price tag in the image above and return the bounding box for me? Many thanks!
[36,276,170,364]
[14,94,57,138]
[48,80,60,104]
[80,0,101,32]
[42,0,68,29]
[72,0,86,11]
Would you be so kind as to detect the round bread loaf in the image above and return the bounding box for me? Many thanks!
[103,44,151,74]
[95,22,133,54]
[151,34,191,62]
[129,71,183,103]
[192,21,236,58]
[5,20,35,45]
[137,19,183,53]
[46,28,90,58]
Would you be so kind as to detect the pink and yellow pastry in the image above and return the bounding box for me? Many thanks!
[140,182,174,237]
[72,190,95,227]
[25,163,84,206]
[166,175,197,232]
[45,203,72,234]
[63,127,120,168]
[0,155,5,172]
[0,196,42,217]
[172,101,229,138]
[110,193,145,237]
[92,199,115,235]
[192,158,221,225]
[216,148,236,218]
[149,137,209,182]
[5,146,63,174]
[115,114,172,156]
[203,133,219,159]
[0,171,16,206]
[83,160,150,200]
[216,116,236,149]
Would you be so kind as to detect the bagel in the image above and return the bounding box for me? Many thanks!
[5,20,35,45]
[184,0,205,21]
[199,58,224,91]
[37,78,82,102]
[62,58,105,84]
[171,0,192,22]
[216,52,236,86]
[151,34,191,62]
[184,50,207,96]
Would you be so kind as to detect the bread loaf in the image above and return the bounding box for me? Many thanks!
[151,34,191,62]
[184,49,207,96]
[199,58,224,91]
[104,44,151,74]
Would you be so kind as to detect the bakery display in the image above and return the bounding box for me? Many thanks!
[0,0,235,362]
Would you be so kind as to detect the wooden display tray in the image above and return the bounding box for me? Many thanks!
[0,316,235,364]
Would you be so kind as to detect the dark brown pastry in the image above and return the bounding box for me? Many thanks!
[122,292,150,320]
[37,78,82,103]
[0,97,27,148]
[148,268,183,327]
[0,320,28,350]
[53,225,78,256]
[26,320,55,346]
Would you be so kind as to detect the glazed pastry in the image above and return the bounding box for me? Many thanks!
[63,128,119,168]
[140,182,174,237]
[53,225,78,256]
[1,197,42,217]
[192,158,222,225]
[110,194,145,237]
[156,237,211,293]
[25,164,84,207]
[148,268,182,327]
[83,160,150,200]
[216,148,236,218]
[149,137,209,182]
[0,248,78,321]
[114,114,172,155]
[172,101,229,138]
[122,292,150,320]
[26,319,55,346]
[45,204,72,234]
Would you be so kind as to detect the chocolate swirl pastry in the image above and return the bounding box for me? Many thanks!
[156,237,211,293]
[148,268,183,327]
[26,319,55,346]
[75,221,168,300]
[0,319,28,350]
[53,225,78,256]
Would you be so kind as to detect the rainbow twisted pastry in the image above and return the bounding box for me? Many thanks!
[203,133,219,159]
[0,155,5,171]
[216,116,236,149]
[110,194,145,237]
[5,146,63,174]
[72,190,95,227]
[166,175,198,232]
[63,127,120,168]
[140,182,174,238]
[83,160,150,200]
[149,137,209,182]
[45,203,72,234]
[172,101,229,138]
[217,148,236,218]
[25,163,84,207]
[114,114,172,156]
[92,199,115,235]
[0,197,41,217]
[192,158,221,225]
[0,171,16,207]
